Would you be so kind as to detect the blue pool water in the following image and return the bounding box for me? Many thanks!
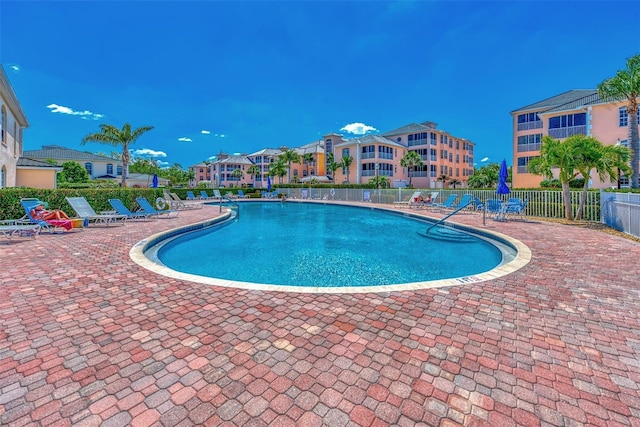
[155,202,504,288]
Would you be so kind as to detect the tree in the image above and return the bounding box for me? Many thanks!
[369,175,389,189]
[129,158,159,175]
[326,153,340,179]
[82,123,154,186]
[399,151,423,188]
[279,147,300,184]
[528,136,577,220]
[572,135,631,219]
[340,155,353,184]
[58,161,89,183]
[269,157,287,184]
[231,168,244,186]
[597,54,640,188]
[302,153,314,178]
[437,174,449,188]
[246,164,261,188]
[449,178,462,189]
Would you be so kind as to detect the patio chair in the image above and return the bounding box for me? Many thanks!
[136,197,180,218]
[430,194,458,212]
[212,189,223,199]
[186,191,199,201]
[165,191,204,209]
[237,190,249,198]
[505,199,528,221]
[452,194,474,212]
[200,190,212,199]
[393,191,422,208]
[485,199,505,220]
[20,198,82,232]
[66,197,127,226]
[108,198,154,220]
[0,223,41,241]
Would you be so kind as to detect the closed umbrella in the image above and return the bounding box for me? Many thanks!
[267,176,272,192]
[152,174,159,188]
[496,159,510,196]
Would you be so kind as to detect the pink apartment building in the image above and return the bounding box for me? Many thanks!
[511,90,639,188]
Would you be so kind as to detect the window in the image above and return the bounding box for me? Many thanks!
[117,165,123,176]
[548,113,586,138]
[619,107,640,127]
[517,112,543,130]
[378,146,393,160]
[0,106,5,144]
[407,132,427,146]
[517,156,538,173]
[107,163,114,175]
[430,148,437,161]
[517,134,542,152]
[84,162,93,177]
[430,132,437,145]
[430,164,437,177]
[341,148,350,158]
[362,145,375,159]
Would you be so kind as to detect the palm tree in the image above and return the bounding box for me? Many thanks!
[528,136,576,220]
[269,158,287,184]
[82,123,154,186]
[326,153,340,179]
[279,147,300,184]
[597,54,640,188]
[231,168,244,186]
[302,153,314,178]
[399,151,423,188]
[340,155,353,184]
[572,135,631,219]
[437,174,449,188]
[246,164,261,188]
[369,175,389,189]
[448,178,462,189]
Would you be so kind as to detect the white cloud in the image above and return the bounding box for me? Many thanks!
[340,122,378,135]
[201,130,211,135]
[133,148,167,158]
[46,103,104,120]
[178,137,192,142]
[207,155,217,160]
[480,157,490,162]
[157,160,170,167]
[8,64,20,73]
[215,134,227,138]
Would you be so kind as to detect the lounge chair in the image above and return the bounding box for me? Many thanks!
[169,191,204,209]
[430,194,458,212]
[20,198,81,232]
[393,191,422,208]
[109,198,154,220]
[212,189,223,200]
[0,223,41,241]
[136,197,179,218]
[200,190,212,199]
[451,194,474,212]
[237,190,250,198]
[66,197,127,226]
[186,191,199,201]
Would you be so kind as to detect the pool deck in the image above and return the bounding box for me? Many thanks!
[1,201,639,426]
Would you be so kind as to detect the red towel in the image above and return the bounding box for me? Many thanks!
[46,219,73,231]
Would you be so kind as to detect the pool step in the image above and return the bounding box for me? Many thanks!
[418,226,476,242]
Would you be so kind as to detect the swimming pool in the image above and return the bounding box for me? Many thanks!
[136,202,528,292]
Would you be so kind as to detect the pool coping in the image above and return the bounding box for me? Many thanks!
[129,202,532,294]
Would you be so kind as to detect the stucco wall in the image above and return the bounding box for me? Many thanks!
[16,169,57,189]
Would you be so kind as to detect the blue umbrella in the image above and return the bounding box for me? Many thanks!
[267,176,272,192]
[496,159,510,195]
[152,174,159,188]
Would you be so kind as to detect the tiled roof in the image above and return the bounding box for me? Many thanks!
[381,122,437,136]
[248,148,282,157]
[511,89,597,113]
[16,157,62,169]
[334,134,403,149]
[22,145,118,162]
[217,155,253,165]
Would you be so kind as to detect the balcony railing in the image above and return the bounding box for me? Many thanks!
[517,121,543,131]
[517,143,542,153]
[361,153,375,159]
[548,125,586,139]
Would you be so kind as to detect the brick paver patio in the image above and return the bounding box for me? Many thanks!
[1,202,639,426]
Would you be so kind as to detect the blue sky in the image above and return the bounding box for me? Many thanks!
[1,1,636,169]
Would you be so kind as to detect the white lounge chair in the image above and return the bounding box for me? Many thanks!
[393,191,422,208]
[66,197,127,226]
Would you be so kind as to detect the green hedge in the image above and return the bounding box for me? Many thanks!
[0,188,165,221]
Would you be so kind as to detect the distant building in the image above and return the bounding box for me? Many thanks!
[0,65,29,188]
[511,90,640,188]
[22,145,125,180]
[16,157,62,189]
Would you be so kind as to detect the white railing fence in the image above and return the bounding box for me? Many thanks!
[279,187,603,222]
[601,191,640,238]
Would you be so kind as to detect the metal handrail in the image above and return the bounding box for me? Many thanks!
[426,201,473,234]
[219,197,240,218]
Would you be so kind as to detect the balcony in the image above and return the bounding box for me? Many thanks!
[517,143,542,153]
[517,121,543,131]
[361,153,375,159]
[548,125,586,139]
